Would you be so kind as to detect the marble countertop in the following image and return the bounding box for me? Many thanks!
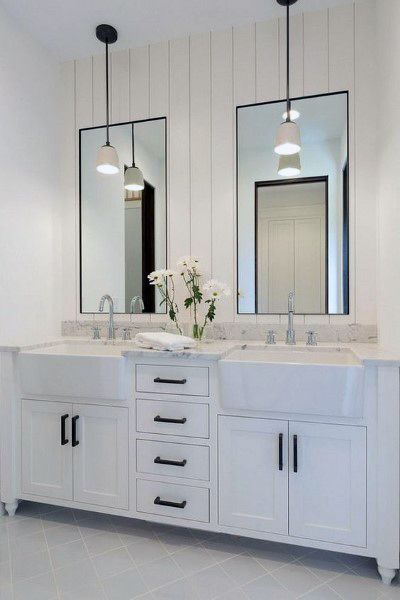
[1,337,400,366]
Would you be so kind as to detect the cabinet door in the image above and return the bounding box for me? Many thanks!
[73,405,129,509]
[21,400,73,500]
[289,422,366,546]
[219,416,288,534]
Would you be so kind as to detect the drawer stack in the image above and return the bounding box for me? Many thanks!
[135,364,211,523]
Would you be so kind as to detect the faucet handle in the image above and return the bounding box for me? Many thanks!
[306,331,317,346]
[92,325,101,340]
[266,330,276,345]
[122,328,131,341]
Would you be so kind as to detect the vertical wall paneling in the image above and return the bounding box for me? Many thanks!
[169,38,191,315]
[149,42,169,118]
[211,29,235,322]
[92,53,106,126]
[130,45,150,121]
[354,0,377,325]
[303,10,329,95]
[111,49,130,123]
[256,19,280,103]
[279,13,304,100]
[60,61,77,320]
[328,3,355,324]
[189,32,212,277]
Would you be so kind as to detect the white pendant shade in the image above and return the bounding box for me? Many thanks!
[278,153,301,177]
[96,144,119,174]
[124,165,144,191]
[274,121,301,156]
[282,108,300,121]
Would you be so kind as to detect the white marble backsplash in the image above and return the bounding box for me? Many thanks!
[62,321,377,344]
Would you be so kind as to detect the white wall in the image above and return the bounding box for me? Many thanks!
[377,0,400,349]
[60,1,378,327]
[0,6,61,341]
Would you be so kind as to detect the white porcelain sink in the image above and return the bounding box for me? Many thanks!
[19,341,129,400]
[219,345,364,417]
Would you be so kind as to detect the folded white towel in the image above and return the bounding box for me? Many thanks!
[135,332,197,351]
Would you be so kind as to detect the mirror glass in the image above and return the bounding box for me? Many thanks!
[237,92,349,315]
[80,117,167,313]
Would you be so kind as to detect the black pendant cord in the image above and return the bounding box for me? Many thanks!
[286,2,291,122]
[131,123,135,167]
[105,40,110,145]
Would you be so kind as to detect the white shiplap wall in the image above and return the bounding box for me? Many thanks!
[60,1,377,326]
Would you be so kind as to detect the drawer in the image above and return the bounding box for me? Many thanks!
[137,479,210,523]
[136,399,209,438]
[137,439,210,481]
[136,364,209,397]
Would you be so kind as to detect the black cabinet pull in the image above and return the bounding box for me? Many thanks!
[278,433,283,471]
[293,435,298,473]
[154,496,187,509]
[72,415,80,447]
[154,415,187,425]
[154,456,187,467]
[154,377,187,385]
[60,414,69,446]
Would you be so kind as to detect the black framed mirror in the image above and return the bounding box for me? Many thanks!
[237,91,349,315]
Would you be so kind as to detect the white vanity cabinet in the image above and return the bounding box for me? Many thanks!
[21,399,129,509]
[219,416,367,547]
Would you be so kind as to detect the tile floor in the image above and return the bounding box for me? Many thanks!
[0,501,398,600]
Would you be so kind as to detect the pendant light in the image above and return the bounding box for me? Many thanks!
[278,153,301,177]
[124,123,144,191]
[96,24,119,174]
[274,0,301,156]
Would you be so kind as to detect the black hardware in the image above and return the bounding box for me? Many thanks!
[154,456,187,467]
[154,415,187,425]
[72,415,80,447]
[95,25,118,145]
[154,496,187,509]
[60,414,69,446]
[293,435,298,472]
[154,377,187,385]
[278,433,283,471]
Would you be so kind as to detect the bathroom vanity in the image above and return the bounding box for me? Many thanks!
[0,339,398,584]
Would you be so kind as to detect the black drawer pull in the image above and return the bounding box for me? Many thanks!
[154,496,187,509]
[293,434,298,473]
[154,456,187,467]
[60,414,69,446]
[154,415,187,425]
[278,433,283,471]
[154,377,187,385]
[72,415,80,447]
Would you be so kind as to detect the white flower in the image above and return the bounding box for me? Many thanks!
[177,256,200,274]
[202,279,231,301]
[147,269,176,285]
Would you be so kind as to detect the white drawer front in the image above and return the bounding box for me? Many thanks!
[136,399,209,438]
[137,439,210,481]
[137,479,210,522]
[136,365,209,397]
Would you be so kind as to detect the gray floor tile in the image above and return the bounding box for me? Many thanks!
[126,537,169,567]
[7,517,43,539]
[300,584,343,599]
[299,554,351,583]
[0,584,13,600]
[201,536,245,563]
[13,571,58,600]
[0,563,11,587]
[93,547,134,580]
[60,582,108,600]
[246,540,298,572]
[11,549,52,582]
[44,523,81,548]
[54,558,99,594]
[0,540,9,565]
[173,545,218,576]
[242,573,297,600]
[220,553,266,586]
[328,570,385,600]
[78,515,115,538]
[102,567,147,600]
[186,564,235,600]
[155,526,199,554]
[216,588,248,600]
[50,539,89,569]
[84,531,124,556]
[41,509,76,529]
[151,577,198,600]
[10,530,47,559]
[139,555,185,590]
[271,562,323,596]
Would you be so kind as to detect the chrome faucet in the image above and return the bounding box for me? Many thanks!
[99,294,115,340]
[130,296,145,314]
[286,291,296,345]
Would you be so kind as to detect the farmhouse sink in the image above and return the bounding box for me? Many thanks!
[18,341,128,400]
[219,345,364,417]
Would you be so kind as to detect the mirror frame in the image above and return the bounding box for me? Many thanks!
[236,91,349,316]
[79,116,168,315]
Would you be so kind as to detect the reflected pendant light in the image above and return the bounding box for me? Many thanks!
[124,123,144,191]
[278,153,301,177]
[95,24,119,174]
[274,0,301,156]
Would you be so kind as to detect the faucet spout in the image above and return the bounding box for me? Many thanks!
[130,296,145,314]
[99,294,115,341]
[286,291,296,345]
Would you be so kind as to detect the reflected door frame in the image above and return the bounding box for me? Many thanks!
[254,176,329,315]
